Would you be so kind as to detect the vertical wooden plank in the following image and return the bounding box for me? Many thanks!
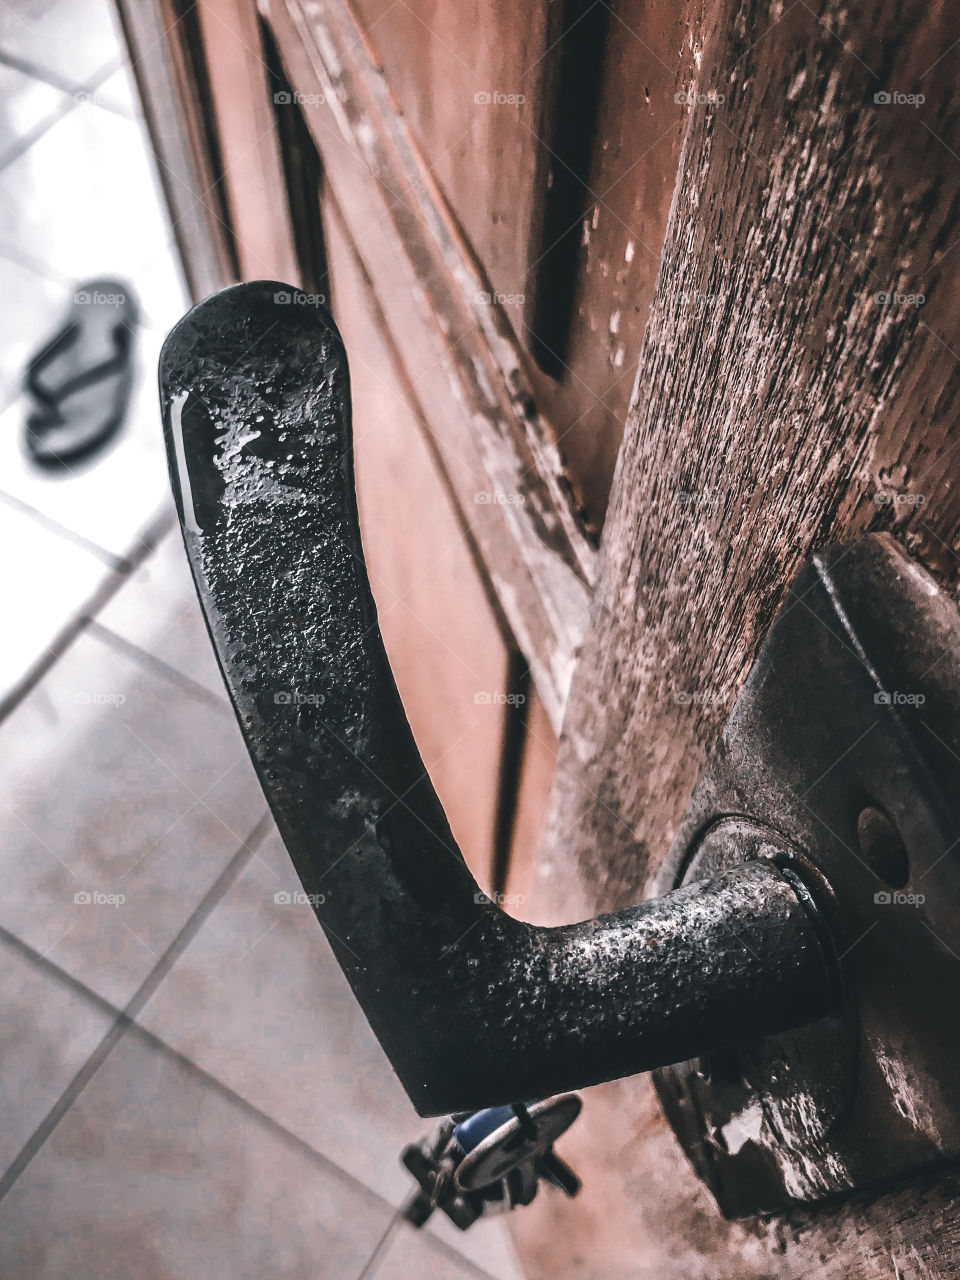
[114,0,236,297]
[346,0,550,348]
[525,0,695,526]
[330,0,694,529]
[523,0,611,379]
[261,0,599,729]
[195,0,299,281]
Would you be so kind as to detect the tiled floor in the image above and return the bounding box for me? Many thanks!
[0,5,523,1277]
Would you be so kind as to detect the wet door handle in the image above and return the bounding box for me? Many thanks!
[159,282,838,1116]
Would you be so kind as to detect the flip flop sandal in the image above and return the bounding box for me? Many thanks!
[24,278,138,471]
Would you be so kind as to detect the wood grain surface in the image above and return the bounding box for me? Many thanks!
[517,0,960,1274]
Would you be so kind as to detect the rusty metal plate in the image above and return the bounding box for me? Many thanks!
[654,534,960,1217]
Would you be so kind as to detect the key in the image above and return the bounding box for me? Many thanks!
[400,1095,582,1231]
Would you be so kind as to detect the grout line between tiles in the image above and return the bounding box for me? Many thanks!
[0,239,87,291]
[0,911,394,1213]
[87,618,231,713]
[0,809,274,1205]
[0,50,82,96]
[0,489,125,568]
[0,505,176,725]
[83,52,140,121]
[0,97,76,174]
[84,54,127,92]
[355,1211,405,1280]
[0,897,503,1280]
[0,49,124,99]
[0,239,186,336]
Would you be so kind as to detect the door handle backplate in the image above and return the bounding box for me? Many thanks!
[654,534,960,1215]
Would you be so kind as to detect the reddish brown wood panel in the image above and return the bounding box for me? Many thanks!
[518,0,960,1274]
[347,0,548,331]
[195,0,299,281]
[504,687,558,922]
[345,0,695,529]
[325,202,510,886]
[263,0,597,729]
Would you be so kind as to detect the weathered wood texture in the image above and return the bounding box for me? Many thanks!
[261,0,598,729]
[114,0,236,298]
[505,688,559,921]
[521,0,699,526]
[516,0,960,1275]
[194,0,299,281]
[325,202,510,885]
[346,0,695,528]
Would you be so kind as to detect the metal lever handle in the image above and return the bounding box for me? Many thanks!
[159,282,838,1116]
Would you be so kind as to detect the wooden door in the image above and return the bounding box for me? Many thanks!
[122,0,960,1273]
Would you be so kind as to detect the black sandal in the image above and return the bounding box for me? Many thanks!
[24,278,138,471]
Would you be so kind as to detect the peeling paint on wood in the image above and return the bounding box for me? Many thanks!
[263,0,599,729]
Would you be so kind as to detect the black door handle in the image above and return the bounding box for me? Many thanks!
[159,282,838,1116]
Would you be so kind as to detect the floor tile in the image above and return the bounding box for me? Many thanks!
[132,237,191,333]
[0,254,69,411]
[372,1223,502,1279]
[0,99,172,285]
[0,0,123,91]
[0,629,266,1007]
[96,528,228,703]
[134,827,526,1277]
[0,1031,393,1279]
[0,580,128,782]
[0,930,114,1172]
[0,324,176,559]
[136,827,432,1205]
[85,62,140,119]
[429,1212,526,1279]
[0,60,68,165]
[0,499,108,703]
